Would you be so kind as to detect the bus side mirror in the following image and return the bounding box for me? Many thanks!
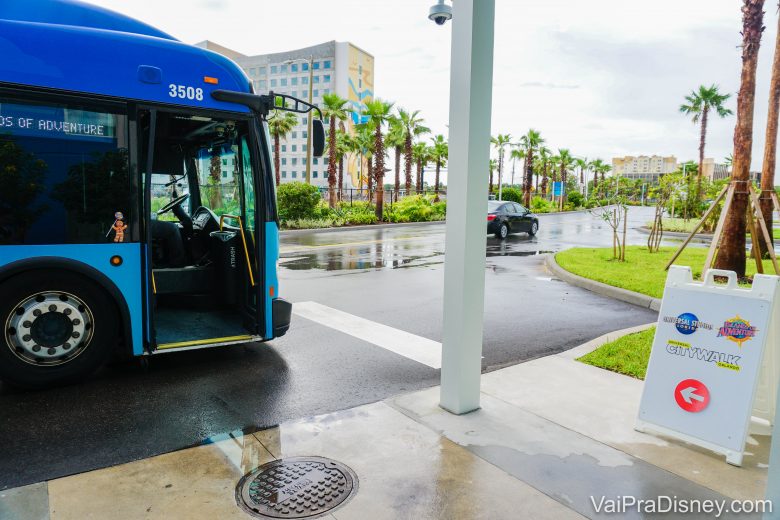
[312,119,325,157]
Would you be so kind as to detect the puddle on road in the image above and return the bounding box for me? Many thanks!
[280,251,443,271]
[485,249,552,258]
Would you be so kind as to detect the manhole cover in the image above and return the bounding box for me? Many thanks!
[236,456,358,519]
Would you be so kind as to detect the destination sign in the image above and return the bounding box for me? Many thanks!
[0,103,117,141]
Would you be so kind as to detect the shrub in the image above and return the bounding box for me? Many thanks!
[282,218,339,229]
[277,182,321,221]
[530,196,554,213]
[567,191,584,208]
[344,212,377,225]
[497,187,522,204]
[385,195,447,223]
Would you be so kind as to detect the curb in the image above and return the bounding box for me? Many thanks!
[557,321,657,360]
[637,226,714,240]
[543,253,662,312]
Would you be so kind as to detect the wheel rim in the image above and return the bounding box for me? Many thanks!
[532,222,538,234]
[501,225,508,238]
[5,291,94,366]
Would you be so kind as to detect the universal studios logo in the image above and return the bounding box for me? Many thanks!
[663,313,713,335]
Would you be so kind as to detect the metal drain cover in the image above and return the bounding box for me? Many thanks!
[236,456,358,518]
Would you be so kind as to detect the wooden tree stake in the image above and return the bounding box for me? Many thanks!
[665,184,729,270]
[703,183,736,274]
[749,185,780,274]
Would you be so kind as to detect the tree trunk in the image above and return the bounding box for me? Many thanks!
[274,135,281,186]
[524,150,534,206]
[374,126,385,220]
[327,118,338,208]
[716,0,765,276]
[697,106,709,202]
[434,161,441,202]
[394,145,401,197]
[367,156,373,195]
[338,156,344,201]
[760,6,780,254]
[489,167,494,194]
[416,160,423,194]
[404,135,413,194]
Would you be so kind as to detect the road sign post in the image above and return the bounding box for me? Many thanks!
[636,266,780,466]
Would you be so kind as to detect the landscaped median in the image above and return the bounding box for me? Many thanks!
[551,246,758,379]
[577,326,655,379]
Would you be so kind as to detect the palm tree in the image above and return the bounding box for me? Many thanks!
[353,123,374,195]
[538,146,551,198]
[267,111,298,186]
[396,108,430,195]
[575,157,589,186]
[759,5,780,252]
[519,129,544,206]
[363,98,395,220]
[489,158,498,196]
[429,134,448,202]
[386,117,405,199]
[335,129,352,201]
[509,146,525,188]
[599,164,612,193]
[589,158,604,192]
[717,0,765,276]
[680,84,734,200]
[322,93,350,207]
[557,149,574,208]
[412,142,430,193]
[490,134,512,194]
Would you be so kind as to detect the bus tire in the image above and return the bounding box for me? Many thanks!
[0,270,119,388]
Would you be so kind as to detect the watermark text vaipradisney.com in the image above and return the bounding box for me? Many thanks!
[590,495,772,517]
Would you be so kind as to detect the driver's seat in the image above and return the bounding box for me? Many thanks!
[150,220,187,267]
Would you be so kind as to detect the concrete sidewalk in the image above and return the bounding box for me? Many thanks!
[1,328,771,519]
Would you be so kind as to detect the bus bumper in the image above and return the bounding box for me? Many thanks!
[272,298,292,338]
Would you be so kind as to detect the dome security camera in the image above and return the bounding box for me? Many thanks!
[428,0,452,25]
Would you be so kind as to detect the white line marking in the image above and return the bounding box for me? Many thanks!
[292,301,442,368]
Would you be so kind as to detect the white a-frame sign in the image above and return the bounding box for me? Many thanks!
[636,266,780,466]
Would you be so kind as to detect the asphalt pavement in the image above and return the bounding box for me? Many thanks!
[0,206,661,489]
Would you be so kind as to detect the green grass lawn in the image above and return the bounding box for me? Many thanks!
[577,327,655,379]
[555,246,758,299]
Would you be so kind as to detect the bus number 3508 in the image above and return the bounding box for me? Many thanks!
[168,84,203,101]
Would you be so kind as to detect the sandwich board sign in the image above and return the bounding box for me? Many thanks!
[636,266,780,466]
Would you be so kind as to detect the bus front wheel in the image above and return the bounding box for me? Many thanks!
[0,270,118,388]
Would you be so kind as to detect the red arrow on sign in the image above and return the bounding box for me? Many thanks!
[674,379,710,413]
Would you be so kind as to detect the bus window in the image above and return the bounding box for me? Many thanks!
[195,143,240,219]
[0,97,131,245]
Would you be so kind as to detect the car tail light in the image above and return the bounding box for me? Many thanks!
[487,214,496,221]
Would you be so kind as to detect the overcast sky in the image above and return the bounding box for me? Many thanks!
[90,0,778,171]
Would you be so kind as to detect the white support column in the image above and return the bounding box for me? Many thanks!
[439,0,495,415]
[765,382,780,519]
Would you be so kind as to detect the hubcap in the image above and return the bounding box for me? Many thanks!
[5,292,94,366]
[532,223,538,233]
[501,225,507,237]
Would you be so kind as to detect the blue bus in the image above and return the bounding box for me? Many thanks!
[0,0,324,387]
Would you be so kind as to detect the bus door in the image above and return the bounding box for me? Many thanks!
[139,108,264,352]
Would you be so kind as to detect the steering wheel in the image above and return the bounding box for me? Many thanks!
[156,193,190,215]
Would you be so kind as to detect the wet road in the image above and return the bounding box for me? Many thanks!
[0,207,660,489]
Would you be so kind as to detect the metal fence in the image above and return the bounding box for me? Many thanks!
[317,187,447,205]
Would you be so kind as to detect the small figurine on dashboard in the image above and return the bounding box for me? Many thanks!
[111,211,127,243]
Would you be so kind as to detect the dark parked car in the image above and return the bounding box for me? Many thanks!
[487,201,539,239]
